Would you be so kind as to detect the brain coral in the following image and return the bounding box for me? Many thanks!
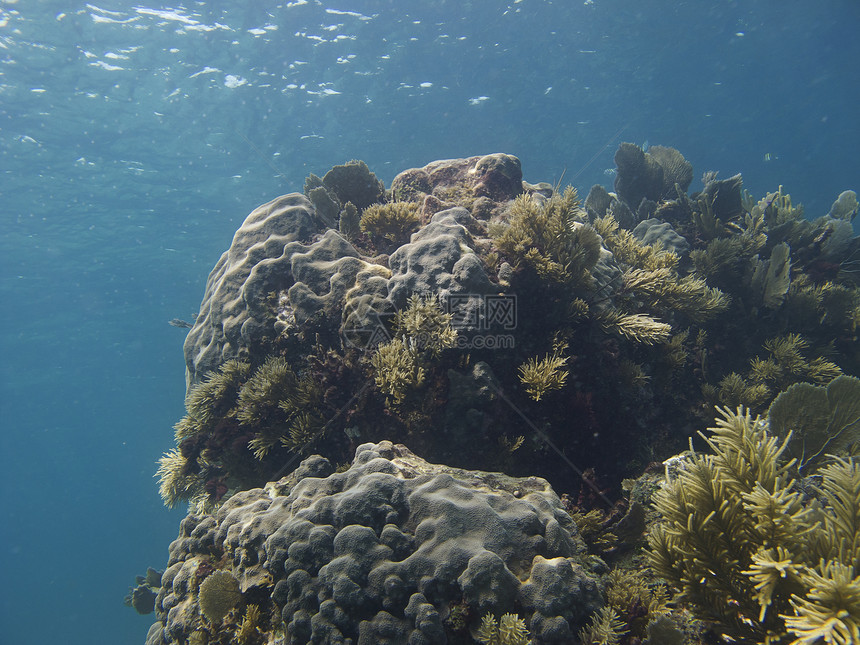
[145,441,602,645]
[183,193,324,386]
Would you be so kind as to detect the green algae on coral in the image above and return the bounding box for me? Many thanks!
[359,201,421,249]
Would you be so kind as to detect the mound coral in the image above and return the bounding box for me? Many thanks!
[145,442,602,645]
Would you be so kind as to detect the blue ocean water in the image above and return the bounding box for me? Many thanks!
[0,1,857,643]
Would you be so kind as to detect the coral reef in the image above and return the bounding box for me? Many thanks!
[144,148,859,644]
[144,442,603,645]
[175,150,857,494]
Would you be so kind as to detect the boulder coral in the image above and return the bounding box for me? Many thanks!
[144,442,603,645]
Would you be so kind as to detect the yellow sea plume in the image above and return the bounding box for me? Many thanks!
[648,405,860,643]
[518,344,568,401]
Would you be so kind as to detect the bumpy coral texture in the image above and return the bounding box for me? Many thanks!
[146,442,602,645]
[387,207,496,309]
[183,194,324,386]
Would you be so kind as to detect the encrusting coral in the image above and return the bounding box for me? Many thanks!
[648,405,860,644]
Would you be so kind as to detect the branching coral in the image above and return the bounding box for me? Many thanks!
[783,275,860,336]
[393,293,458,357]
[370,293,457,406]
[592,214,677,272]
[592,211,729,371]
[578,568,671,642]
[648,405,860,643]
[492,186,598,285]
[718,334,842,410]
[243,357,323,458]
[518,343,569,401]
[371,337,426,406]
[597,309,672,345]
[691,193,727,240]
[620,266,729,322]
[338,201,360,239]
[157,356,325,508]
[756,185,804,228]
[578,606,628,645]
[174,360,251,441]
[237,604,262,645]
[475,613,530,645]
[156,448,202,508]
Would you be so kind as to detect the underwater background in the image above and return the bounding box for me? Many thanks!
[1,1,858,643]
